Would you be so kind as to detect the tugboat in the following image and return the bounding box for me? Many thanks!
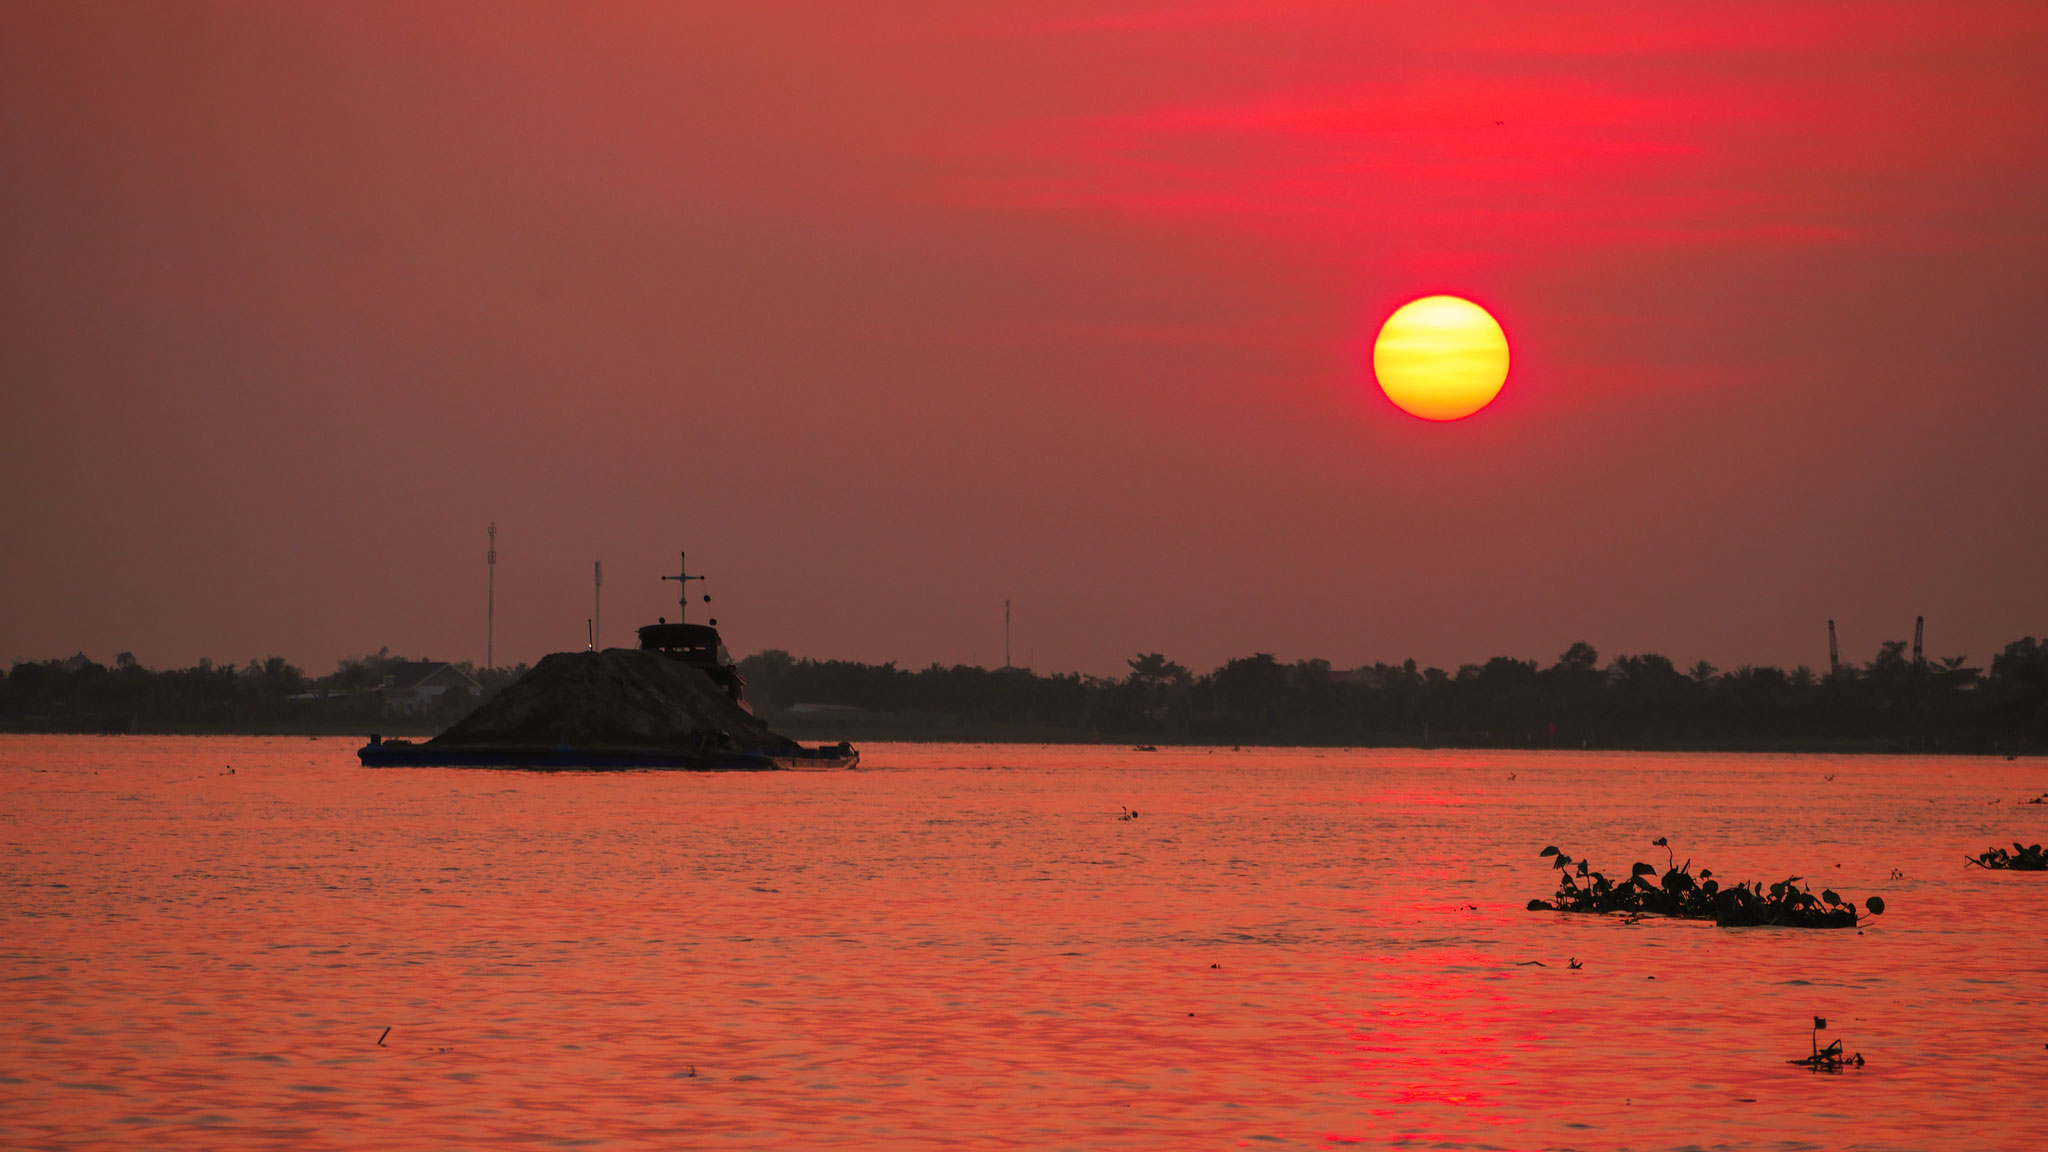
[357,552,857,771]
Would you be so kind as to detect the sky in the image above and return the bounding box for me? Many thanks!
[4,1,2045,678]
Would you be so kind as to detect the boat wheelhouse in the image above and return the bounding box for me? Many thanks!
[637,620,747,707]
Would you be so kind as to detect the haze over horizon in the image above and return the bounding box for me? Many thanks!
[4,2,2045,679]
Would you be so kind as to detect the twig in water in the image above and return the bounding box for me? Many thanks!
[1787,1017,1863,1071]
[377,1027,390,1047]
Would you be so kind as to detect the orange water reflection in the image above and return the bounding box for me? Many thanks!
[3,738,2045,1149]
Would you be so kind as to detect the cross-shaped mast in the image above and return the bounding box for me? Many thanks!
[661,551,706,623]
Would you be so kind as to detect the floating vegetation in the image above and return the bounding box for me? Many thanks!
[1788,1017,1864,1072]
[2021,792,2048,805]
[1524,840,1885,929]
[1965,842,2047,870]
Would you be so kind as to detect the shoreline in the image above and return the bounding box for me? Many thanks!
[0,724,2037,757]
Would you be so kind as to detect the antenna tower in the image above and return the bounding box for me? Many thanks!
[1913,615,1924,668]
[1004,599,1011,669]
[486,522,498,671]
[1827,619,1839,676]
[594,561,603,651]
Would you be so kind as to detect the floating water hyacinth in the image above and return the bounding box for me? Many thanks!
[1525,841,1886,929]
[1965,842,2047,870]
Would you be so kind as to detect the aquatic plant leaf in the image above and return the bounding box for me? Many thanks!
[1865,896,1885,915]
[1632,862,1656,876]
[1539,846,1559,857]
[1652,837,1668,847]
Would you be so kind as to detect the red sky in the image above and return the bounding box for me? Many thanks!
[4,1,2045,677]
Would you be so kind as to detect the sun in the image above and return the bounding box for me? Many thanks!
[1372,295,1510,421]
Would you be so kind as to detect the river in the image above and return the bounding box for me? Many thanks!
[3,736,2043,1149]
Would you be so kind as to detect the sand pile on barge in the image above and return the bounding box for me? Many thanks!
[429,649,792,754]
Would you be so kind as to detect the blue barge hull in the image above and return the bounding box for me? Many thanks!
[358,737,857,772]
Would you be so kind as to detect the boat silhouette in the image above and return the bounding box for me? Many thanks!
[358,553,856,771]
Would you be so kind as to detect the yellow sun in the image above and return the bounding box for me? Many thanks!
[1372,295,1510,421]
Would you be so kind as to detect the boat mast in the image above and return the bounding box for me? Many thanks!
[661,551,706,624]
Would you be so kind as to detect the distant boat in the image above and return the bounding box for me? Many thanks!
[358,554,857,771]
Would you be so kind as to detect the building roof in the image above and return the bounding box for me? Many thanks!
[381,661,481,693]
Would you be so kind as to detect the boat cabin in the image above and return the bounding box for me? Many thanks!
[638,619,748,707]
[637,621,732,668]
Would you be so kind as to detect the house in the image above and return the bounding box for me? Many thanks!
[380,661,483,717]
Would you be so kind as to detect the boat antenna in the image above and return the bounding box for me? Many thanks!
[661,551,706,624]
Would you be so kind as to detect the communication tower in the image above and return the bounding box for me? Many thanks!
[487,522,498,671]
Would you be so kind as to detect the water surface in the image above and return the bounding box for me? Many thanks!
[4,737,2044,1149]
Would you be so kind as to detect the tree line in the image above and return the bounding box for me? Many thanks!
[0,650,528,734]
[738,637,2048,752]
[4,637,2045,750]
